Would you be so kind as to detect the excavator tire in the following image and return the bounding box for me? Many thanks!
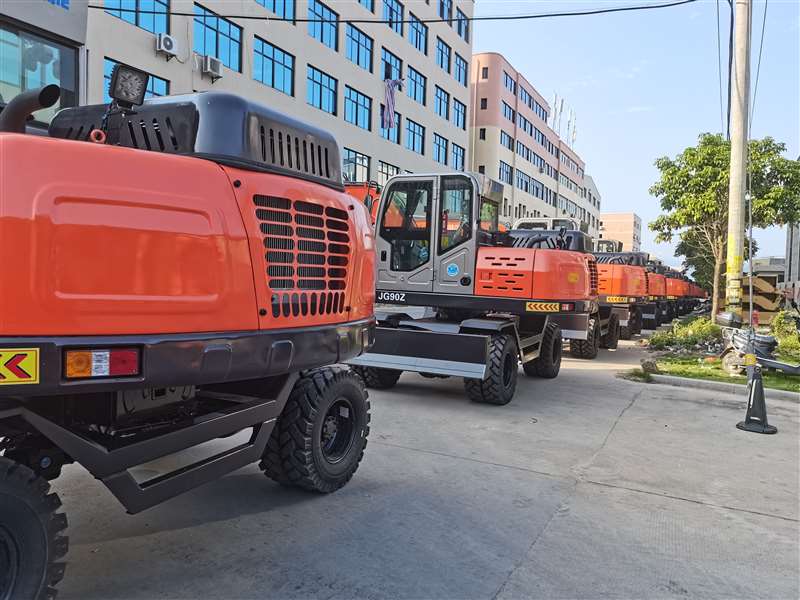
[600,313,620,350]
[351,366,402,390]
[464,334,518,405]
[523,322,562,378]
[570,316,600,359]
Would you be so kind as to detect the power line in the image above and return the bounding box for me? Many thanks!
[750,0,768,124]
[88,0,700,25]
[715,0,725,134]
[725,0,733,139]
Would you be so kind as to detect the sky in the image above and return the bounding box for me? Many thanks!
[472,0,799,268]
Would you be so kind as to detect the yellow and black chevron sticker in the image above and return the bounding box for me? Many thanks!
[605,296,629,304]
[526,301,561,312]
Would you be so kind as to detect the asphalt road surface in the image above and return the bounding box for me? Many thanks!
[55,340,799,599]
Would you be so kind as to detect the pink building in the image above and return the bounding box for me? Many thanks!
[470,52,600,235]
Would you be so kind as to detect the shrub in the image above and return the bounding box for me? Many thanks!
[648,316,722,350]
[771,310,800,361]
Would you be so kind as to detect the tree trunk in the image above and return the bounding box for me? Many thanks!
[711,255,723,316]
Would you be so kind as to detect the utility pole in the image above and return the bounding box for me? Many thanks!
[724,0,753,314]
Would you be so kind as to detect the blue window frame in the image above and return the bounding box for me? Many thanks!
[409,13,427,54]
[503,71,516,94]
[380,104,401,144]
[433,134,448,166]
[381,48,402,80]
[253,37,294,96]
[454,53,467,86]
[105,0,169,34]
[383,0,404,35]
[438,0,452,23]
[434,86,449,120]
[346,25,373,72]
[344,86,371,130]
[499,161,513,184]
[407,66,426,105]
[451,143,465,171]
[456,9,469,41]
[307,65,337,114]
[405,119,425,154]
[436,38,451,73]
[343,148,370,182]
[452,99,466,129]
[255,0,294,21]
[502,101,514,122]
[358,0,374,11]
[308,0,338,51]
[103,58,168,104]
[193,4,241,71]
[500,130,513,150]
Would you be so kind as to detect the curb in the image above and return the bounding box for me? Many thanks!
[649,374,799,402]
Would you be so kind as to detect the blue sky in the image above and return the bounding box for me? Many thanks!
[473,0,799,267]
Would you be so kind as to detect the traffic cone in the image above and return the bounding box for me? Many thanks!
[736,365,778,434]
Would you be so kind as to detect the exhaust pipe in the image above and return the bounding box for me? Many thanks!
[0,85,61,133]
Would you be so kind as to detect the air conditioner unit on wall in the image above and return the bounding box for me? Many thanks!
[156,33,178,60]
[202,55,223,82]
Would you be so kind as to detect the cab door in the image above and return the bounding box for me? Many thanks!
[433,175,478,294]
[374,177,435,292]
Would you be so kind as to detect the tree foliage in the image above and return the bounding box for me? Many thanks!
[650,133,800,314]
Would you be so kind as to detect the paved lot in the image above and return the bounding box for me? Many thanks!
[55,340,799,599]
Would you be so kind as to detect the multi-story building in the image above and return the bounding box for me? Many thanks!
[599,212,642,252]
[780,224,800,303]
[2,0,474,185]
[469,52,600,237]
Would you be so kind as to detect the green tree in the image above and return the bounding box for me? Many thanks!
[676,230,756,294]
[650,133,800,316]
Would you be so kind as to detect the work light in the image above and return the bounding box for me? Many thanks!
[108,64,149,108]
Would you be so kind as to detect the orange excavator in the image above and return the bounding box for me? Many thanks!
[346,173,598,405]
[0,69,375,598]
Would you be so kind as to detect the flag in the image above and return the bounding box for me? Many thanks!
[383,79,403,130]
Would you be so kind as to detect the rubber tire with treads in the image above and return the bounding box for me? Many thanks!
[464,334,518,405]
[260,367,370,493]
[523,322,562,378]
[600,313,620,350]
[631,307,643,335]
[569,316,600,359]
[351,366,401,390]
[0,457,68,600]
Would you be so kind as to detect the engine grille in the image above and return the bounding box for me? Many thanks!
[254,194,350,318]
[587,257,599,295]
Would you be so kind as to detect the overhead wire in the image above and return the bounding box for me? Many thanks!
[750,0,768,125]
[715,0,725,134]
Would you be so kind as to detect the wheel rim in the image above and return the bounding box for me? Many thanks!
[502,353,515,387]
[0,526,19,600]
[320,397,356,464]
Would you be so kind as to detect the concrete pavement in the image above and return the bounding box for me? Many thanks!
[54,340,799,599]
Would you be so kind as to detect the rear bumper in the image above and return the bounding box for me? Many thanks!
[0,318,375,397]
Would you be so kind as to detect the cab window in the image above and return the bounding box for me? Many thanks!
[438,176,473,254]
[379,180,433,272]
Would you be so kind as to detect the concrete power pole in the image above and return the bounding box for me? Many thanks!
[724,0,753,314]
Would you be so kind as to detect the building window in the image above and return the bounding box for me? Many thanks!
[381,48,402,80]
[479,128,486,140]
[343,148,370,182]
[436,38,451,73]
[409,13,428,54]
[308,0,338,50]
[103,58,168,104]
[359,0,374,11]
[306,65,337,114]
[193,4,241,71]
[480,98,487,110]
[378,160,400,185]
[451,143,465,171]
[499,161,513,184]
[383,0,404,35]
[438,0,452,23]
[380,104,401,144]
[0,24,78,124]
[500,130,513,150]
[344,86,371,130]
[434,86,449,120]
[433,134,448,165]
[407,67,426,105]
[253,37,294,95]
[405,119,425,154]
[502,101,515,122]
[503,71,516,94]
[481,66,488,79]
[454,53,468,86]
[478,165,485,174]
[452,99,466,129]
[456,9,469,41]
[346,25,373,72]
[255,0,295,21]
[105,0,169,34]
